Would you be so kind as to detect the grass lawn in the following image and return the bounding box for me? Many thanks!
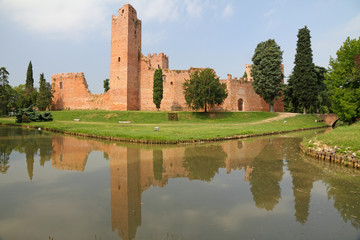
[307,122,360,153]
[0,110,327,143]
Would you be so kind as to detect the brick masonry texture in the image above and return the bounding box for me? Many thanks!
[51,4,284,112]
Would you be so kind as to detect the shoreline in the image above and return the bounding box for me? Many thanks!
[300,142,360,169]
[1,122,328,145]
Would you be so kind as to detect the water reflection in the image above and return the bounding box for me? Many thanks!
[1,126,360,239]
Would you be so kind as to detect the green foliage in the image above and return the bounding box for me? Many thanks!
[243,71,247,78]
[290,26,318,114]
[325,37,360,124]
[251,39,283,112]
[37,73,53,111]
[103,78,110,93]
[26,61,34,92]
[183,68,228,112]
[153,68,163,110]
[15,105,53,123]
[0,67,9,86]
[0,67,10,115]
[285,65,331,114]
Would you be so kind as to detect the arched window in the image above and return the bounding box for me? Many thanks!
[238,98,243,111]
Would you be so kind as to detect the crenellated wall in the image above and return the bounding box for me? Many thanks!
[51,4,284,112]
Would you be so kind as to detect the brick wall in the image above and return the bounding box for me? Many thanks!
[51,3,284,112]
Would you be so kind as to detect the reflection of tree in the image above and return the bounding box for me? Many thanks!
[153,149,163,181]
[249,139,284,211]
[285,138,322,224]
[0,126,53,179]
[0,152,10,173]
[324,174,360,229]
[183,145,226,182]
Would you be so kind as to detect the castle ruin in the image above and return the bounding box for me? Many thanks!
[51,4,284,112]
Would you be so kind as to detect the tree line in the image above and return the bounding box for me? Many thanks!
[151,26,358,124]
[0,61,53,115]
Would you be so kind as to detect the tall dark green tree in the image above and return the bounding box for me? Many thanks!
[103,78,110,92]
[183,68,228,112]
[325,37,360,124]
[0,67,10,115]
[251,39,283,112]
[153,67,163,110]
[37,73,53,110]
[26,61,34,92]
[291,26,318,114]
[285,65,331,113]
[314,66,331,113]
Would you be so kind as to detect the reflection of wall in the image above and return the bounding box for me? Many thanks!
[51,136,89,172]
[49,135,285,239]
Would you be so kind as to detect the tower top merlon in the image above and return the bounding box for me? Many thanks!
[116,4,137,17]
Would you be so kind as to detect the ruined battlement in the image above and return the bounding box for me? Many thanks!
[51,4,284,112]
[146,53,169,69]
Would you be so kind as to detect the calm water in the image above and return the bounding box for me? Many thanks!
[0,126,360,240]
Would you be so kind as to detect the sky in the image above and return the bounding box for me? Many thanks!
[0,0,359,93]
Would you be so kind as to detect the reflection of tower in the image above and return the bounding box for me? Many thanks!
[110,147,141,240]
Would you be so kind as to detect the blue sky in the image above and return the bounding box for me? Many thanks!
[0,0,359,93]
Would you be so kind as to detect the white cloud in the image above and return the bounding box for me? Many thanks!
[143,30,167,46]
[0,0,108,39]
[342,13,360,38]
[0,0,235,39]
[185,0,203,18]
[222,4,234,18]
[128,0,181,22]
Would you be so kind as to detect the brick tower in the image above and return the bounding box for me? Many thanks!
[110,4,142,110]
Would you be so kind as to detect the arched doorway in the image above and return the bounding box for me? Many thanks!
[238,98,243,111]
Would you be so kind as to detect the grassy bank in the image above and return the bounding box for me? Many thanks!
[305,122,360,153]
[0,111,326,143]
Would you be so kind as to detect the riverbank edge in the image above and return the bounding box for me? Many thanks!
[300,143,360,169]
[1,122,328,145]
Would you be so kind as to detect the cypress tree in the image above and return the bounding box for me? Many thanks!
[251,39,283,112]
[26,61,34,92]
[153,67,163,110]
[37,73,53,110]
[103,78,110,92]
[292,26,318,114]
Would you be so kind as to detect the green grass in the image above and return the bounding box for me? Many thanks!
[49,110,277,124]
[308,122,360,153]
[0,110,327,143]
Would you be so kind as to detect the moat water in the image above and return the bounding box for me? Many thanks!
[0,125,360,240]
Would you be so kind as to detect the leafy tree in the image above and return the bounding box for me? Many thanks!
[325,37,360,124]
[26,61,34,92]
[251,39,283,112]
[37,73,53,110]
[314,66,331,113]
[103,78,110,92]
[153,67,163,110]
[0,67,10,115]
[183,68,228,112]
[0,67,9,86]
[285,65,331,113]
[291,26,318,114]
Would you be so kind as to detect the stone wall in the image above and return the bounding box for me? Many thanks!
[51,3,284,113]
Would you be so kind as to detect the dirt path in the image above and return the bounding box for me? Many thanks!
[248,112,299,124]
